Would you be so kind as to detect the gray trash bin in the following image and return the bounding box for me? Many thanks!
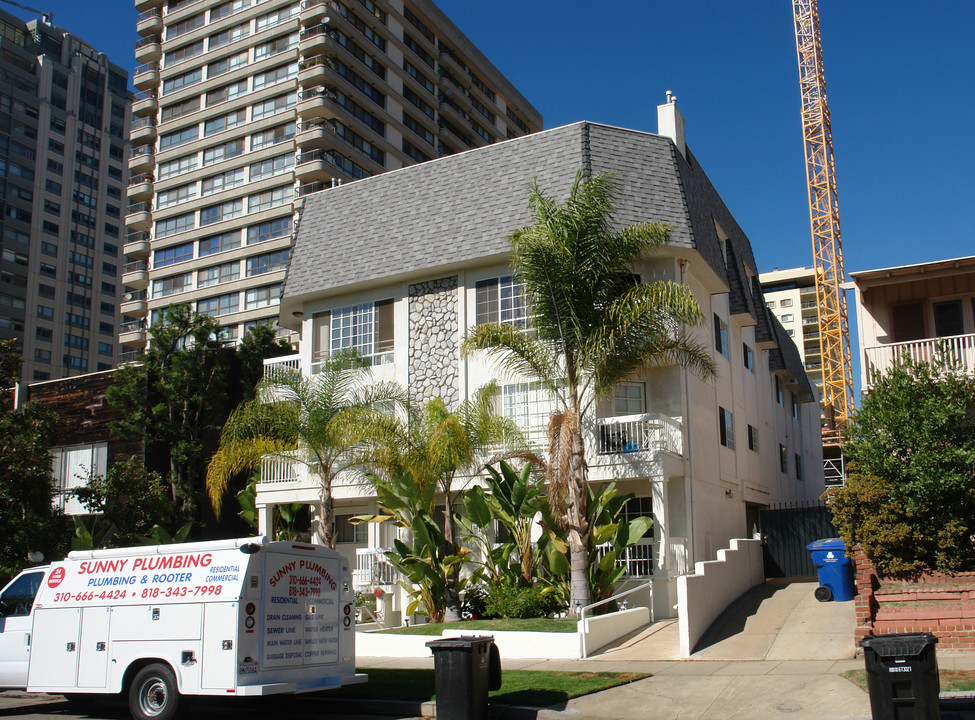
[860,632,939,720]
[426,635,495,720]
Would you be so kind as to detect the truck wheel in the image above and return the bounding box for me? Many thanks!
[129,664,180,720]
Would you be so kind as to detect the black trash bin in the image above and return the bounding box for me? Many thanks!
[860,632,939,720]
[426,635,496,720]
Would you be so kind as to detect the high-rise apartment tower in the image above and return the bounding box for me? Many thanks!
[124,0,542,349]
[0,10,131,395]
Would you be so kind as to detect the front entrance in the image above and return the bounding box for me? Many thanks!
[760,501,836,578]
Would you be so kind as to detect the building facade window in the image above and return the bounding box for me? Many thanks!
[714,314,728,358]
[613,383,645,416]
[475,275,526,328]
[719,407,734,449]
[747,424,759,452]
[743,343,754,371]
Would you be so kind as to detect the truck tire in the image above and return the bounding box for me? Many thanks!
[129,664,180,720]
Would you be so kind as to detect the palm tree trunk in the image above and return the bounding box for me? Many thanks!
[315,482,335,549]
[567,423,591,615]
[442,488,462,623]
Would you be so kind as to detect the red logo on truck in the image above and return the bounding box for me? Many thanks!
[47,566,65,588]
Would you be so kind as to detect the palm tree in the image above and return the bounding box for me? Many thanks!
[206,351,401,548]
[461,171,716,614]
[368,383,531,621]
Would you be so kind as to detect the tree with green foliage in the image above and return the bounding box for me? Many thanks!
[206,351,400,548]
[73,458,174,547]
[827,348,975,576]
[365,385,527,621]
[0,341,70,582]
[462,171,714,613]
[107,305,234,529]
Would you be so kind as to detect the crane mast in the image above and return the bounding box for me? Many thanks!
[793,0,854,449]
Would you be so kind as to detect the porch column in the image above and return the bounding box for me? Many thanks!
[256,502,273,537]
[651,476,670,575]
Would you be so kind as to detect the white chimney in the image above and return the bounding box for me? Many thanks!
[657,90,686,159]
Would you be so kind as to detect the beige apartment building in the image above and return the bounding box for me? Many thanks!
[760,267,824,421]
[123,0,542,349]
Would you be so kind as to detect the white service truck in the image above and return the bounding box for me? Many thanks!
[0,536,364,720]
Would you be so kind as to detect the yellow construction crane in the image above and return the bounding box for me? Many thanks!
[792,0,854,457]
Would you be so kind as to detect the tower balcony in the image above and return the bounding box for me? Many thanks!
[134,0,162,12]
[299,24,332,55]
[135,35,161,63]
[130,116,157,146]
[298,54,333,87]
[129,146,155,175]
[295,148,332,183]
[123,231,151,259]
[133,62,160,91]
[119,320,148,349]
[300,0,332,26]
[125,202,152,231]
[136,8,163,36]
[297,87,341,121]
[297,117,334,148]
[132,90,158,117]
[127,174,153,201]
[122,260,150,290]
[120,289,149,317]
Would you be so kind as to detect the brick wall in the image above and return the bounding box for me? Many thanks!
[854,545,975,651]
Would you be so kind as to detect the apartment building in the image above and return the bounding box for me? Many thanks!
[850,254,975,390]
[0,10,131,396]
[258,109,823,620]
[760,267,824,422]
[123,0,542,352]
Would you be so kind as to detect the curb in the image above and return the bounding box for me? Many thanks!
[307,696,600,720]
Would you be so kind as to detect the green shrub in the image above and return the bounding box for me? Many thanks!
[482,582,564,619]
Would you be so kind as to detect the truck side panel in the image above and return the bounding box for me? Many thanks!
[201,602,238,690]
[111,604,202,641]
[26,608,81,690]
[78,606,111,688]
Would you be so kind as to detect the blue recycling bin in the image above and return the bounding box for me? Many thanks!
[806,538,855,602]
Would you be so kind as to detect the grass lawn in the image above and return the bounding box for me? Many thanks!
[843,669,975,693]
[378,618,578,634]
[326,668,649,707]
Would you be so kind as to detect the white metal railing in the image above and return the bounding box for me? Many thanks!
[824,457,845,487]
[667,536,689,577]
[263,353,301,380]
[594,541,655,578]
[353,547,397,590]
[260,454,302,484]
[579,581,653,659]
[594,413,682,455]
[863,333,975,386]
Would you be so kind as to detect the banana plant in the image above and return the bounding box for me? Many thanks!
[540,481,653,609]
[459,460,548,585]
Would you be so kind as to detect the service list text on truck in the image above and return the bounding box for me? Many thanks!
[0,537,365,720]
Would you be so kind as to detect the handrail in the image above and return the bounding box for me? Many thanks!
[579,580,653,659]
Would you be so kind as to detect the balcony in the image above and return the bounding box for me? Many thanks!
[299,24,333,55]
[133,62,159,91]
[122,259,150,290]
[132,90,158,117]
[589,413,683,483]
[352,548,397,591]
[119,320,148,349]
[136,7,163,36]
[129,145,155,174]
[295,148,332,183]
[297,117,334,147]
[863,333,975,387]
[300,0,333,26]
[135,0,162,11]
[298,54,333,87]
[125,201,152,231]
[127,173,153,201]
[297,87,341,121]
[123,231,151,258]
[135,35,161,63]
[120,289,149,317]
[262,353,301,381]
[130,116,157,146]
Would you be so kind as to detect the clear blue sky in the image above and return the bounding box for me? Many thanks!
[19,0,972,277]
[9,0,973,396]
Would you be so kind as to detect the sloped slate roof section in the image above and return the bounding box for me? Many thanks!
[752,275,778,348]
[584,125,693,249]
[284,124,588,299]
[768,318,814,398]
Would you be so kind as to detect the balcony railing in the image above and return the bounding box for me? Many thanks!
[594,413,682,456]
[863,333,975,385]
[595,541,655,578]
[667,536,690,576]
[262,353,301,381]
[353,547,397,590]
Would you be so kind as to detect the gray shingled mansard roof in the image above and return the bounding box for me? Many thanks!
[282,121,811,395]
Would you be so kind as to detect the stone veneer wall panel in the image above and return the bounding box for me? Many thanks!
[408,277,459,408]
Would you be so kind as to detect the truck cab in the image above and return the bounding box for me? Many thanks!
[0,567,45,689]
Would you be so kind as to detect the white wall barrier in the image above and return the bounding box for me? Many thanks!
[676,538,764,657]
